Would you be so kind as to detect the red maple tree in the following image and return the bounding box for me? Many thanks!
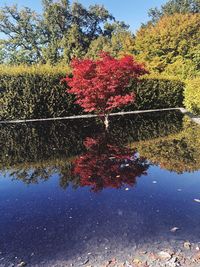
[63,52,147,127]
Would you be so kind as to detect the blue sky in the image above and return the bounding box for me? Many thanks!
[0,0,167,33]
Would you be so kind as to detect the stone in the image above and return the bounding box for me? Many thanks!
[183,241,191,250]
[194,251,200,261]
[124,261,133,267]
[132,258,143,266]
[82,258,89,265]
[105,258,117,266]
[157,251,172,261]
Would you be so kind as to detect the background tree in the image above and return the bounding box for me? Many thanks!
[86,22,135,58]
[0,43,7,64]
[148,0,200,23]
[0,5,43,63]
[41,0,71,64]
[135,13,200,75]
[0,0,118,64]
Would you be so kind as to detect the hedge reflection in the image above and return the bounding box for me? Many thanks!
[0,111,183,170]
[134,117,200,173]
[1,111,199,188]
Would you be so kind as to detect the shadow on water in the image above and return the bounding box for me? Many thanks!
[0,110,200,265]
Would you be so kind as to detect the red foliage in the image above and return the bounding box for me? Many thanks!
[63,52,147,114]
[71,134,149,192]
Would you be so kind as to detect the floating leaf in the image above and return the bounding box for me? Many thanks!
[170,227,180,233]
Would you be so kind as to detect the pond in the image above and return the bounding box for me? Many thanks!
[0,111,200,267]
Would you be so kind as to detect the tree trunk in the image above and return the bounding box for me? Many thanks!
[104,114,109,130]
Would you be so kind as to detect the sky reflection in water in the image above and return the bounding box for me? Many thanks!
[0,111,200,265]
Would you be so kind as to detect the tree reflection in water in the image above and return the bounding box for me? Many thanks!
[72,133,149,192]
[1,111,199,188]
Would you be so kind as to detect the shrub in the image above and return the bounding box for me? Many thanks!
[184,78,200,115]
[0,66,184,120]
[162,57,200,80]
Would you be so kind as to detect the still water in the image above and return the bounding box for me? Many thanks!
[0,111,200,266]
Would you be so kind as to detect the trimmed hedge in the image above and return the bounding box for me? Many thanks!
[184,78,200,115]
[0,66,185,120]
[0,65,83,120]
[125,75,184,111]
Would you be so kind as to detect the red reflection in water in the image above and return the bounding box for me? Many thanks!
[72,134,149,192]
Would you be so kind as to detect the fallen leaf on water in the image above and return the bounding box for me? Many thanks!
[17,262,27,267]
[170,227,180,233]
[194,199,200,203]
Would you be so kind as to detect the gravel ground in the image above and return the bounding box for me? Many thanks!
[1,238,200,267]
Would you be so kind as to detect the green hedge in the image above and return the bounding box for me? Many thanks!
[129,75,184,110]
[0,67,185,120]
[0,65,83,120]
[184,78,200,115]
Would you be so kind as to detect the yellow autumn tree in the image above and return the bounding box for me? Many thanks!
[135,13,200,76]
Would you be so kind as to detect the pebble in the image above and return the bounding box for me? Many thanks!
[124,261,133,267]
[194,251,200,260]
[106,258,117,266]
[132,258,142,264]
[157,251,172,261]
[183,241,191,250]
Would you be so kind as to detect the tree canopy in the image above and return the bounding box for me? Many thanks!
[0,0,200,80]
[148,0,200,23]
[135,13,200,76]
[0,0,127,64]
[63,52,147,122]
